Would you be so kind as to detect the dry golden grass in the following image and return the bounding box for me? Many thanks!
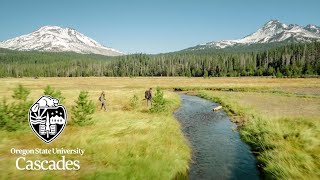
[0,77,319,91]
[200,91,320,121]
[1,77,319,104]
[238,93,320,120]
[280,87,320,96]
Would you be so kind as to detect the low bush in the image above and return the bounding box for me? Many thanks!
[129,94,139,110]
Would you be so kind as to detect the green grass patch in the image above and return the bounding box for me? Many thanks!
[0,89,190,179]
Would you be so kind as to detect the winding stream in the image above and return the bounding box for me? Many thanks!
[174,95,260,180]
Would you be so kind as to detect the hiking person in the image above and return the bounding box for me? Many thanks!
[99,91,107,111]
[145,88,153,106]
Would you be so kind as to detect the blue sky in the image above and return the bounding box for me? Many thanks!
[0,0,320,54]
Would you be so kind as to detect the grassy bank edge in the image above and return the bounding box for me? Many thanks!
[168,92,191,180]
[157,90,191,180]
[191,90,320,180]
[172,86,320,99]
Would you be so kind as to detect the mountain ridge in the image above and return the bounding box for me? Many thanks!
[0,26,124,56]
[186,20,320,51]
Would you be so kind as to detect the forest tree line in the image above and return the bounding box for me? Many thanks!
[0,42,319,78]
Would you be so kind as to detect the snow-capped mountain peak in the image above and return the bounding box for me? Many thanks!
[0,25,124,56]
[305,24,320,34]
[263,19,286,29]
[189,20,320,50]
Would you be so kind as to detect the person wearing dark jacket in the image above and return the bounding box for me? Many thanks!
[145,88,153,106]
[99,91,107,111]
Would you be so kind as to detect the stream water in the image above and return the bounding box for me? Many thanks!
[174,95,260,180]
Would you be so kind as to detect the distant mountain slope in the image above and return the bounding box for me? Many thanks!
[0,26,124,56]
[186,20,320,51]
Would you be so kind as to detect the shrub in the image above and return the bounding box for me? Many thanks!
[71,91,95,126]
[44,85,65,103]
[129,95,139,110]
[149,87,167,113]
[276,71,283,78]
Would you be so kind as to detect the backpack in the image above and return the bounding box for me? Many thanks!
[145,90,150,99]
[99,95,105,102]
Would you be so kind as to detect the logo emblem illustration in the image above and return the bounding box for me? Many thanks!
[28,96,67,144]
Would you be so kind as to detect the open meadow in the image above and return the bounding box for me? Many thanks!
[0,77,319,179]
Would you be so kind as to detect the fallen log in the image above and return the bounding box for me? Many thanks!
[213,106,222,111]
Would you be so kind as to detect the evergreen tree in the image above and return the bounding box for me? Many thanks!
[12,84,30,101]
[203,70,208,78]
[0,42,319,78]
[149,87,167,113]
[44,85,65,103]
[71,91,95,126]
[1,85,32,131]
